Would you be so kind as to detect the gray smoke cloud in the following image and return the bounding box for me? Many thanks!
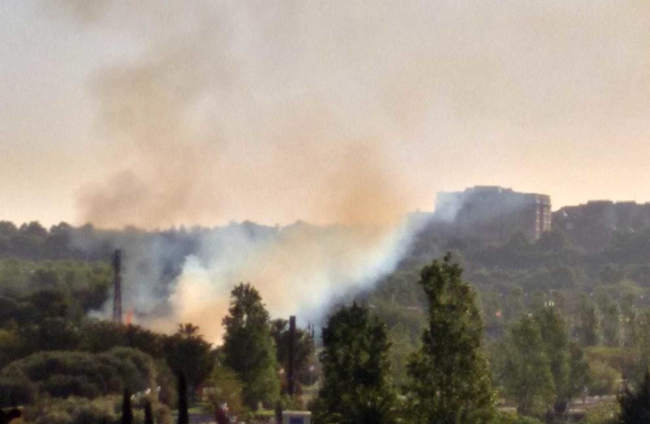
[42,0,650,341]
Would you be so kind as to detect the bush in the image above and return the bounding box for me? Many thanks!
[0,366,36,407]
[581,399,619,424]
[26,396,172,424]
[588,361,620,396]
[496,410,545,424]
[0,348,160,403]
[41,374,101,399]
[28,396,119,424]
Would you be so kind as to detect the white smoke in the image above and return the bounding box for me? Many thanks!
[159,219,422,342]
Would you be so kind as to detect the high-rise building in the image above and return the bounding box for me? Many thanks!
[434,186,552,241]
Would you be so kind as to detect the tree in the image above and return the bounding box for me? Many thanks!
[534,306,570,414]
[577,296,600,347]
[620,294,638,348]
[222,283,280,409]
[636,310,650,373]
[270,318,316,389]
[177,372,189,424]
[502,315,555,415]
[534,306,589,415]
[567,341,590,404]
[598,295,620,347]
[406,255,495,424]
[0,222,17,238]
[206,364,245,420]
[504,287,525,322]
[619,371,650,424]
[163,324,213,389]
[313,302,396,424]
[122,388,133,424]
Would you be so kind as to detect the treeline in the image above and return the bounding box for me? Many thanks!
[314,256,650,424]
[1,251,648,423]
[352,225,650,424]
[0,319,211,423]
[5,217,650,423]
[0,274,316,423]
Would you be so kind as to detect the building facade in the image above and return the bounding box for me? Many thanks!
[434,186,552,241]
[553,200,650,250]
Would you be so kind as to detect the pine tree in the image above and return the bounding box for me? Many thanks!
[406,255,495,424]
[222,283,280,409]
[619,371,650,423]
[177,372,189,424]
[121,388,133,424]
[314,302,396,424]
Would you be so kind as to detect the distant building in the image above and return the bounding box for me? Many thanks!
[434,186,552,241]
[553,200,650,250]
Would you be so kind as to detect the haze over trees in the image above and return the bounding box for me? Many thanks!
[3,217,650,422]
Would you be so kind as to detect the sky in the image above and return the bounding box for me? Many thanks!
[1,0,650,229]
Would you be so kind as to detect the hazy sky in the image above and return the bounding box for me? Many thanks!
[2,1,650,228]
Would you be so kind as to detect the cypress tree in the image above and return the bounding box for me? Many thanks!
[177,372,189,424]
[406,254,495,424]
[121,388,133,424]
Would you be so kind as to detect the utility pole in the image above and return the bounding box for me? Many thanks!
[112,249,123,323]
[287,315,296,396]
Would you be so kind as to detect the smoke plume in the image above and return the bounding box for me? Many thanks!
[46,0,650,341]
[56,1,434,341]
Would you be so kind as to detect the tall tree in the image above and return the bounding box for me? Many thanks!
[501,314,555,416]
[620,294,638,348]
[121,388,133,424]
[577,296,600,347]
[406,255,495,424]
[598,294,621,347]
[177,372,189,424]
[619,371,650,424]
[535,306,570,414]
[635,310,650,374]
[567,341,590,406]
[314,302,396,424]
[222,283,280,409]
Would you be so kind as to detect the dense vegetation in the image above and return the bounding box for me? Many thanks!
[2,218,650,422]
